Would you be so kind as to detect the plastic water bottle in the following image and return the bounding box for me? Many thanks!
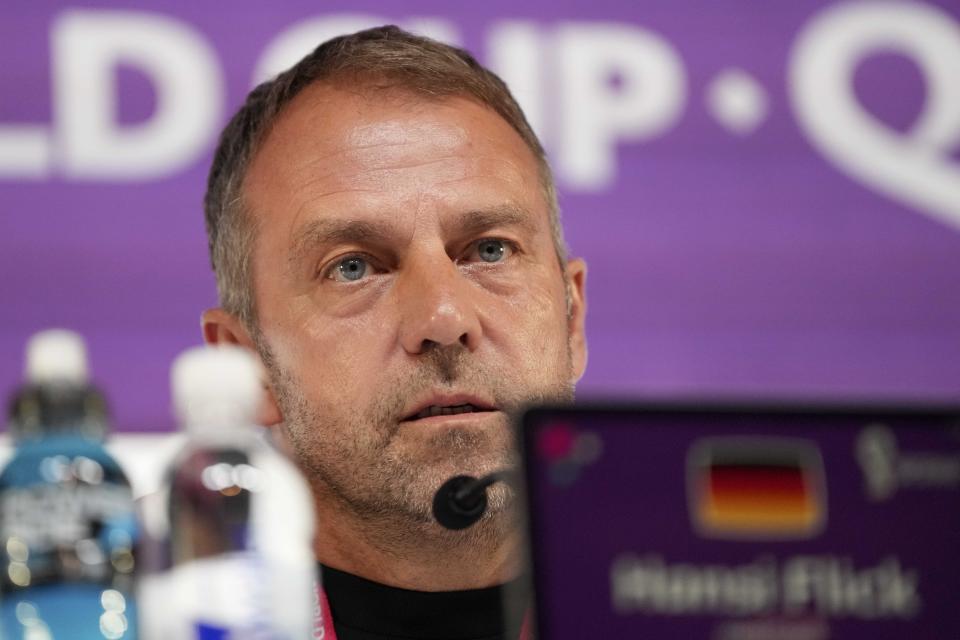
[0,329,138,639]
[138,345,316,639]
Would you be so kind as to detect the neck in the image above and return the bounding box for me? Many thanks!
[311,483,521,591]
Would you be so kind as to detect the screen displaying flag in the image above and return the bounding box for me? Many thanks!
[688,438,826,539]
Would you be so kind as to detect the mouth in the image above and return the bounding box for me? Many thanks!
[401,396,498,423]
[409,403,489,420]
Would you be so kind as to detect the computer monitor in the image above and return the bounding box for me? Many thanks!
[518,403,960,639]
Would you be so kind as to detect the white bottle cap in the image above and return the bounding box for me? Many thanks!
[25,329,90,386]
[171,345,263,434]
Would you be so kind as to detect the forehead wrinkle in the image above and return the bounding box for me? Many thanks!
[347,112,468,147]
[287,182,382,222]
[287,163,484,212]
[432,166,526,192]
[288,149,474,198]
[343,153,471,180]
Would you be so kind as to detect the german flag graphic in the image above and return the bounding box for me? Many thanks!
[688,438,826,539]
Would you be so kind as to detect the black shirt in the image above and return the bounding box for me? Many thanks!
[320,564,510,640]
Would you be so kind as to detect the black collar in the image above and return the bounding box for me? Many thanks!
[321,563,509,640]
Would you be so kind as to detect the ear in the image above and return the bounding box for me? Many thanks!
[201,308,283,427]
[565,258,588,381]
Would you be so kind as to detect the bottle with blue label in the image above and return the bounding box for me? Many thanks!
[138,345,316,640]
[0,329,138,639]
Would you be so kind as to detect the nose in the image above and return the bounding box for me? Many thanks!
[397,252,482,355]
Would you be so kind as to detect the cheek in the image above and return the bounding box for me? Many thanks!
[267,295,394,401]
[485,273,570,362]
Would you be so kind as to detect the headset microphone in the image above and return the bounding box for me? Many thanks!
[432,471,512,530]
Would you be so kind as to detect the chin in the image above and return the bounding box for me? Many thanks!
[426,432,514,474]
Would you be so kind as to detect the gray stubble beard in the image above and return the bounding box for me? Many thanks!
[255,334,575,553]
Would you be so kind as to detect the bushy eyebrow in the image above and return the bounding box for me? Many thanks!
[288,204,539,269]
[445,205,539,240]
[288,218,394,270]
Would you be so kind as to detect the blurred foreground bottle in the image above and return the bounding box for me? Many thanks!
[138,345,316,639]
[0,329,138,639]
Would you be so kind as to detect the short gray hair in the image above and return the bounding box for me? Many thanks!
[204,25,565,329]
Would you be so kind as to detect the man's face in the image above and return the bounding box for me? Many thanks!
[240,84,586,526]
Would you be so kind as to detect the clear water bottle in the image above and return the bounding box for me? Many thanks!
[138,345,316,639]
[0,329,138,639]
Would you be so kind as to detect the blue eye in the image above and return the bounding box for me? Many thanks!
[476,239,507,263]
[333,257,368,282]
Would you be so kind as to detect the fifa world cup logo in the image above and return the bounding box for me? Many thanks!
[855,425,898,502]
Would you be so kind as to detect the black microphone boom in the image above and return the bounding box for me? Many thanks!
[432,471,511,530]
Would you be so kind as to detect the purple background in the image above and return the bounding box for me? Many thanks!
[2,1,959,432]
[524,410,960,639]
